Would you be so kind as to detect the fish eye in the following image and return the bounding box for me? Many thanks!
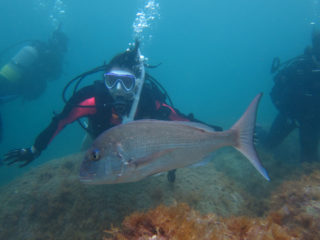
[90,149,100,161]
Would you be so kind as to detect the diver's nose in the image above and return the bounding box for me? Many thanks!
[116,82,122,90]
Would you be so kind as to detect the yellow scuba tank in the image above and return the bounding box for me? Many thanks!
[0,45,38,83]
[0,63,21,82]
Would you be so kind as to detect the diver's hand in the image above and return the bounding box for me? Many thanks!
[3,146,39,167]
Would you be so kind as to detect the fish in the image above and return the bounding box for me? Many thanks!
[80,93,269,184]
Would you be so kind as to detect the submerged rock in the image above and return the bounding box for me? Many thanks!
[1,143,316,240]
[269,166,320,240]
[104,162,320,240]
[0,150,255,240]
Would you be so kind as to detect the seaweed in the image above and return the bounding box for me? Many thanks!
[103,203,300,240]
[269,169,320,240]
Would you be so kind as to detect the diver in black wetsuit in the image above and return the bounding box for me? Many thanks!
[3,41,222,182]
[0,27,68,142]
[264,29,320,162]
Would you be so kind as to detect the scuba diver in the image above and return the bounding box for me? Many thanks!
[2,40,222,182]
[264,28,320,162]
[0,26,68,142]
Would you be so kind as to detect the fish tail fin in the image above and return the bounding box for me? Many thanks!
[230,93,270,181]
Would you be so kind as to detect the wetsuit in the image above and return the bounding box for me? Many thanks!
[33,80,221,154]
[265,53,320,162]
[0,40,66,143]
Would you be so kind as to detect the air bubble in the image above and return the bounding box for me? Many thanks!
[132,0,160,42]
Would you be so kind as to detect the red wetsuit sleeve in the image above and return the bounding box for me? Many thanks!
[155,101,190,121]
[50,97,96,141]
[33,97,97,152]
[155,100,223,131]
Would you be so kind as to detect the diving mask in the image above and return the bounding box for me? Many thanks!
[104,71,136,92]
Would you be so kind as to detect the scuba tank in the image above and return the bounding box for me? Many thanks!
[12,45,38,69]
[61,42,170,131]
[270,55,304,74]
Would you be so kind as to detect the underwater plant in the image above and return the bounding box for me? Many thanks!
[103,203,300,240]
[269,169,320,240]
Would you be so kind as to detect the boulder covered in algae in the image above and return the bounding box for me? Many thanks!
[0,150,258,240]
[103,164,320,240]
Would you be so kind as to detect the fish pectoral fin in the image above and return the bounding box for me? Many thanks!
[132,148,175,168]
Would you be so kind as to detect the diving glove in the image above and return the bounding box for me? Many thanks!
[3,146,39,167]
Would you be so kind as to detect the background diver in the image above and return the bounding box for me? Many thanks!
[0,26,68,142]
[3,40,222,182]
[263,28,320,162]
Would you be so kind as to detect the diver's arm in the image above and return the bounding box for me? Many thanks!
[157,102,223,131]
[3,85,97,167]
[33,87,97,153]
